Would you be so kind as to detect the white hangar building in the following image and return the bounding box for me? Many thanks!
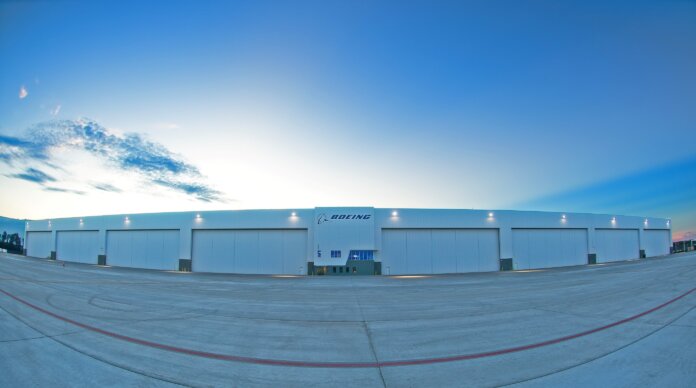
[23,207,672,275]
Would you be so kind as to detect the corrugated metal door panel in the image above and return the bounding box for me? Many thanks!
[208,230,234,273]
[86,231,100,263]
[477,229,500,272]
[106,231,130,267]
[192,229,211,267]
[644,230,670,257]
[512,229,530,270]
[144,231,161,269]
[164,230,179,268]
[146,230,160,269]
[381,230,407,275]
[131,232,146,268]
[431,230,457,274]
[527,230,547,269]
[455,229,478,273]
[234,231,259,274]
[548,230,563,267]
[143,230,177,270]
[259,231,283,274]
[56,232,70,261]
[565,229,587,267]
[595,229,639,263]
[282,230,307,274]
[406,230,432,274]
[193,230,234,273]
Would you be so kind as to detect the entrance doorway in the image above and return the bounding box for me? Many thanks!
[314,260,379,275]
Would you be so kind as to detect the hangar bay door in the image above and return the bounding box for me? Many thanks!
[191,229,308,274]
[56,230,99,264]
[106,230,180,270]
[512,228,588,270]
[380,229,500,275]
[643,230,670,257]
[595,229,640,263]
[26,231,52,259]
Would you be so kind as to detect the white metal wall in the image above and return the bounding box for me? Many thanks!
[191,229,308,274]
[643,230,670,257]
[380,229,499,275]
[56,231,99,264]
[24,208,672,275]
[106,230,179,270]
[595,229,639,263]
[512,229,588,270]
[26,231,52,259]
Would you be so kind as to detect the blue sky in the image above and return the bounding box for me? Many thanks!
[0,1,694,240]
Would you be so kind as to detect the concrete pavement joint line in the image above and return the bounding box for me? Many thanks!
[0,331,83,343]
[351,278,387,387]
[0,301,192,388]
[1,287,695,369]
[501,304,696,387]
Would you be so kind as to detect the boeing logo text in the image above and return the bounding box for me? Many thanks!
[330,214,371,220]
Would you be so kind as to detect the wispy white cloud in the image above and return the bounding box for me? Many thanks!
[0,118,224,202]
[50,105,61,116]
[18,86,28,99]
[43,186,86,195]
[91,182,122,193]
[6,167,56,184]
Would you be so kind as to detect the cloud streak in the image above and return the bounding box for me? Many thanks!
[515,156,696,239]
[7,168,56,184]
[43,186,86,195]
[152,178,220,203]
[516,156,696,216]
[0,135,48,163]
[0,119,222,202]
[91,182,122,193]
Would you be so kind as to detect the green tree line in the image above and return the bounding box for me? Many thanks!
[0,231,23,253]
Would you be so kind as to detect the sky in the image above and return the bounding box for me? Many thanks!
[0,216,23,237]
[0,0,694,240]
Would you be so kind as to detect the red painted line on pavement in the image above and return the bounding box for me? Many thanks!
[1,287,694,368]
